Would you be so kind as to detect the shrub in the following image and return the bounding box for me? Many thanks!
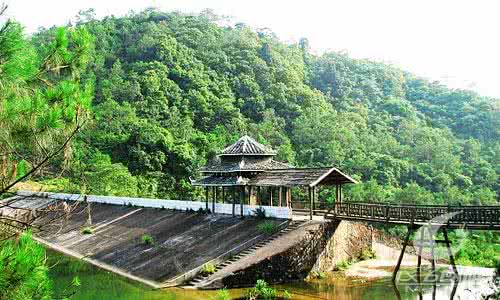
[141,234,154,245]
[282,290,292,299]
[257,221,278,235]
[334,259,353,271]
[0,232,53,300]
[246,279,278,299]
[213,288,230,300]
[201,262,216,275]
[311,271,326,279]
[81,227,94,234]
[359,249,376,261]
[254,207,267,219]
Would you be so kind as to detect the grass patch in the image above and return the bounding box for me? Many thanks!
[359,248,376,261]
[282,290,292,299]
[213,288,230,300]
[245,279,291,299]
[201,262,216,275]
[334,259,354,271]
[310,271,326,279]
[141,234,154,245]
[257,221,278,235]
[81,227,94,235]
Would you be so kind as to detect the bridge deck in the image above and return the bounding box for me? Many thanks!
[295,202,500,230]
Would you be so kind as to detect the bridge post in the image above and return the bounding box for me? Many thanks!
[416,226,425,284]
[427,225,436,278]
[392,223,414,282]
[443,227,459,278]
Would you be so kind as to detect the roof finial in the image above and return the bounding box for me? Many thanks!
[220,135,276,156]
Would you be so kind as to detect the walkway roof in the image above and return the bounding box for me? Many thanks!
[191,167,357,187]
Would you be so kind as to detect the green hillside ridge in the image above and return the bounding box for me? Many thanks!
[28,9,498,267]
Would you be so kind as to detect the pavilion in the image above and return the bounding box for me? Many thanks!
[191,135,357,219]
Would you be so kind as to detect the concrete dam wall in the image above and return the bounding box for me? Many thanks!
[2,192,408,289]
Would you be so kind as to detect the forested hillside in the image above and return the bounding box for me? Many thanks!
[32,9,498,206]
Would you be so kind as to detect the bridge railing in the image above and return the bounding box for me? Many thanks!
[325,202,500,227]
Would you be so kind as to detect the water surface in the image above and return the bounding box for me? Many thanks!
[48,251,494,300]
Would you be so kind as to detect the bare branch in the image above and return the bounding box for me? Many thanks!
[0,118,85,197]
[0,3,7,17]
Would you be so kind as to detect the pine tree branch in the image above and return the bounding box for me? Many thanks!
[0,116,85,197]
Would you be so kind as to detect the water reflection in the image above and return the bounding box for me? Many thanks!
[391,279,459,300]
[276,271,494,300]
[48,249,495,300]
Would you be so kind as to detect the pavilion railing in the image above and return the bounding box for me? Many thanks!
[321,202,500,227]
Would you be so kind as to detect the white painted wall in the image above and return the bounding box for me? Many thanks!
[17,191,291,219]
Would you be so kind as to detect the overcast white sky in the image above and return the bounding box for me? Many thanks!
[5,0,500,98]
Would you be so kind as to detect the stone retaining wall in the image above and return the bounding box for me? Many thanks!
[219,220,409,288]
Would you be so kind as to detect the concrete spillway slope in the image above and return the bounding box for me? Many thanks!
[2,196,288,288]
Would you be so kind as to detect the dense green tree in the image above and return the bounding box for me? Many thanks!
[24,9,499,267]
[36,8,496,208]
[0,6,93,299]
[0,232,52,300]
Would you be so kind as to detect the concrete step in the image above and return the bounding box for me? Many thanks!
[194,220,307,287]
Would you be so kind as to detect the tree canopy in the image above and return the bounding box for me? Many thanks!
[31,9,497,206]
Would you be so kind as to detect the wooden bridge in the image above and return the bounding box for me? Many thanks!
[302,201,500,282]
[318,201,500,230]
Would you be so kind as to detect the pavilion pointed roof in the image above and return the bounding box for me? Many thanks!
[193,135,357,187]
[221,135,276,156]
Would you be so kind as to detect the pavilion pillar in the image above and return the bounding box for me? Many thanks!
[205,187,209,211]
[312,186,316,212]
[232,186,236,217]
[212,186,216,213]
[340,185,343,202]
[269,187,273,207]
[336,184,341,203]
[249,186,257,206]
[257,186,261,206]
[285,187,289,208]
[286,187,292,208]
[278,187,283,207]
[308,186,313,220]
[222,187,225,204]
[248,186,252,206]
[285,187,288,208]
[240,186,245,217]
